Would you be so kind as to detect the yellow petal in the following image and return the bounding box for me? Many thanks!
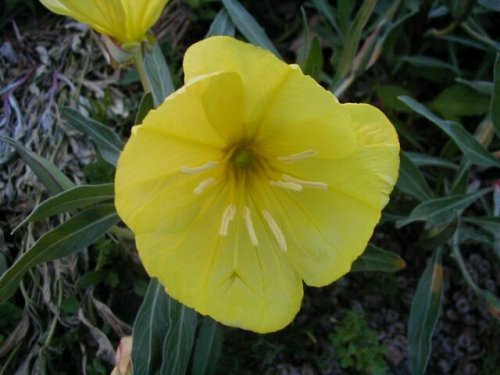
[255,67,356,160]
[136,195,303,333]
[183,36,293,133]
[115,73,246,233]
[39,0,168,43]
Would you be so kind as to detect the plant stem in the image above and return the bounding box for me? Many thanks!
[110,225,135,240]
[133,47,151,94]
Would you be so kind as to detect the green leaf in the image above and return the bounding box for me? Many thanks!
[408,248,444,375]
[61,108,124,166]
[303,36,324,79]
[0,205,118,303]
[132,279,172,375]
[455,78,493,95]
[491,53,500,138]
[405,152,458,169]
[331,0,376,90]
[397,152,435,202]
[0,136,74,195]
[417,215,459,250]
[431,84,490,120]
[136,92,154,125]
[478,0,500,11]
[221,0,281,57]
[463,216,500,235]
[20,184,114,225]
[452,243,500,319]
[311,0,341,36]
[399,96,500,168]
[375,85,413,113]
[397,189,490,227]
[351,245,406,273]
[160,303,198,375]
[143,44,175,107]
[402,55,459,74]
[190,317,223,375]
[206,8,236,37]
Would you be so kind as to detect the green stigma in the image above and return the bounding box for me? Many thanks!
[233,149,253,168]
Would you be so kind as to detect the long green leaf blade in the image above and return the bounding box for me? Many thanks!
[132,279,172,375]
[190,317,223,375]
[61,108,124,166]
[221,0,281,57]
[0,136,74,195]
[491,53,500,138]
[207,8,236,37]
[143,44,176,107]
[399,96,500,168]
[408,248,444,375]
[397,189,490,227]
[397,152,434,201]
[160,304,198,375]
[0,205,118,303]
[23,184,114,223]
[351,244,406,273]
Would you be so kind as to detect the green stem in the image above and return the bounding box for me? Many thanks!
[110,225,135,240]
[133,47,151,93]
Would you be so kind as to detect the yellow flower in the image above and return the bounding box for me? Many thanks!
[39,0,169,44]
[115,36,400,333]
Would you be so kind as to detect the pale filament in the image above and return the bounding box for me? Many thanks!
[219,205,236,236]
[193,177,217,195]
[262,210,287,252]
[282,174,328,190]
[269,180,303,191]
[276,149,316,163]
[243,207,258,246]
[180,161,219,174]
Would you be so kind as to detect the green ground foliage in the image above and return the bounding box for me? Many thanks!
[0,0,499,374]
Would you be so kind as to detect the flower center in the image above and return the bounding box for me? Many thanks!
[232,149,253,169]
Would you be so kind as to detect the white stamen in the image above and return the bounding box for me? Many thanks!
[219,205,236,236]
[193,177,216,195]
[277,149,316,163]
[269,180,303,191]
[262,210,287,252]
[243,207,258,246]
[180,161,219,174]
[282,174,328,190]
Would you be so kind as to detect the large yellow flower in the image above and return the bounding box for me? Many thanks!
[115,36,400,333]
[39,0,169,44]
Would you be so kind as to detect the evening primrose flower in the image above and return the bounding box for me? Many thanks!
[115,36,400,333]
[39,0,169,44]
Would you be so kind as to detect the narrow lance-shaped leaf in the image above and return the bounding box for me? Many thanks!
[160,303,198,375]
[143,43,176,107]
[396,151,434,201]
[206,8,236,37]
[452,241,500,319]
[491,53,500,138]
[61,108,124,166]
[418,215,459,250]
[132,279,172,375]
[397,189,490,227]
[221,0,281,57]
[136,92,154,125]
[408,247,444,375]
[0,135,74,195]
[14,184,115,232]
[351,244,406,273]
[0,204,119,303]
[331,0,376,91]
[398,96,500,168]
[190,317,223,375]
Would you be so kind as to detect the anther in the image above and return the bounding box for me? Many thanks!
[277,149,316,163]
[282,174,328,190]
[220,205,236,236]
[262,210,287,252]
[243,207,258,246]
[194,177,216,195]
[180,161,219,174]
